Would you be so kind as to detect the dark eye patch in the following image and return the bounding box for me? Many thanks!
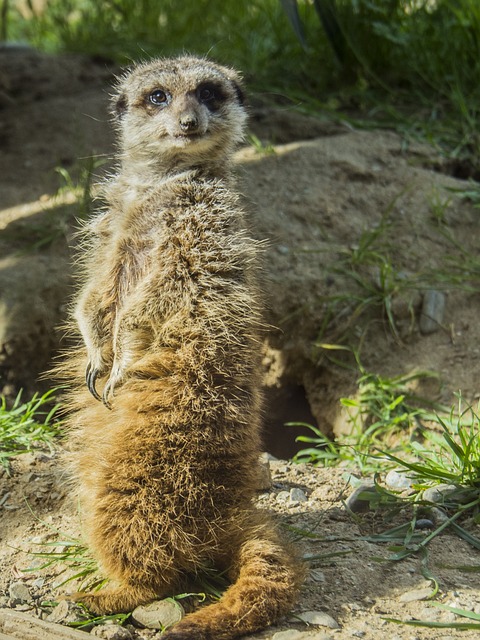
[196,82,227,111]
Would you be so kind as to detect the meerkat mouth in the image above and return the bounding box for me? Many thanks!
[174,133,202,140]
[173,132,205,141]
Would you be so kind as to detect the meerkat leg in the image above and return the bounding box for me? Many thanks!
[161,523,304,640]
[67,583,163,615]
[101,320,152,406]
[75,290,115,399]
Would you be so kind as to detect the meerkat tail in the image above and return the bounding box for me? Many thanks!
[162,527,303,640]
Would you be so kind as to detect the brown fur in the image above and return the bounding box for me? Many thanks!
[58,56,304,639]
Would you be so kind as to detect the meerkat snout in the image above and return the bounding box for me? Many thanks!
[173,95,204,136]
[178,110,199,133]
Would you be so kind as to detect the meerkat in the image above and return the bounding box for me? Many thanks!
[59,55,304,639]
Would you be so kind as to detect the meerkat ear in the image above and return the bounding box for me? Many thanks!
[231,80,246,106]
[115,92,128,119]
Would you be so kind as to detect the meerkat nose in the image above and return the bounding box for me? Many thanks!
[179,112,199,133]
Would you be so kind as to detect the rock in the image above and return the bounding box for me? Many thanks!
[8,582,31,605]
[345,483,377,513]
[46,600,88,625]
[0,608,91,639]
[257,453,273,490]
[422,484,465,504]
[31,577,45,589]
[91,624,133,639]
[131,598,184,630]
[385,469,414,491]
[289,488,307,503]
[309,569,325,583]
[272,631,305,640]
[415,518,434,530]
[296,611,340,629]
[399,586,433,602]
[430,506,449,523]
[419,290,445,334]
[272,631,333,640]
[276,490,291,502]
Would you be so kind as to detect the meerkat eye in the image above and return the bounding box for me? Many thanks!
[199,86,216,102]
[149,89,169,106]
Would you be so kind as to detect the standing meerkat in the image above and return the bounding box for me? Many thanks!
[60,55,303,639]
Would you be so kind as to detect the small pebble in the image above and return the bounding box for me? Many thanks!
[272,631,332,640]
[32,577,45,589]
[309,569,325,583]
[91,624,133,639]
[8,582,32,605]
[296,611,340,629]
[272,631,305,640]
[289,488,307,503]
[131,598,184,630]
[419,290,445,334]
[46,600,87,625]
[345,483,376,513]
[422,484,458,504]
[385,470,414,491]
[415,518,434,530]
[430,506,449,523]
[399,586,433,602]
[276,491,291,503]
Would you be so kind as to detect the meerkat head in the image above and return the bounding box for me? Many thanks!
[112,56,247,173]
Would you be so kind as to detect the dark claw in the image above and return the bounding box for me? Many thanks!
[102,383,113,410]
[86,362,102,402]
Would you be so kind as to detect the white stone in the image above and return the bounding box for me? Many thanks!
[8,582,31,605]
[131,598,184,630]
[399,586,433,602]
[296,611,340,628]
[289,488,307,503]
[385,470,414,490]
[91,624,133,639]
[272,631,305,640]
[272,631,333,640]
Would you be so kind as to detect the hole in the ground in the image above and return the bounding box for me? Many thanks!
[431,158,480,181]
[262,382,319,460]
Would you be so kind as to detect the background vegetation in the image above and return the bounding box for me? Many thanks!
[2,0,480,175]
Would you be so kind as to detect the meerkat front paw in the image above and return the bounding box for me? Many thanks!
[64,586,158,615]
[102,361,125,409]
[86,362,104,401]
[84,345,114,402]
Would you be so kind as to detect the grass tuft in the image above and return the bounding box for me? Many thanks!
[292,348,440,473]
[0,389,62,472]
